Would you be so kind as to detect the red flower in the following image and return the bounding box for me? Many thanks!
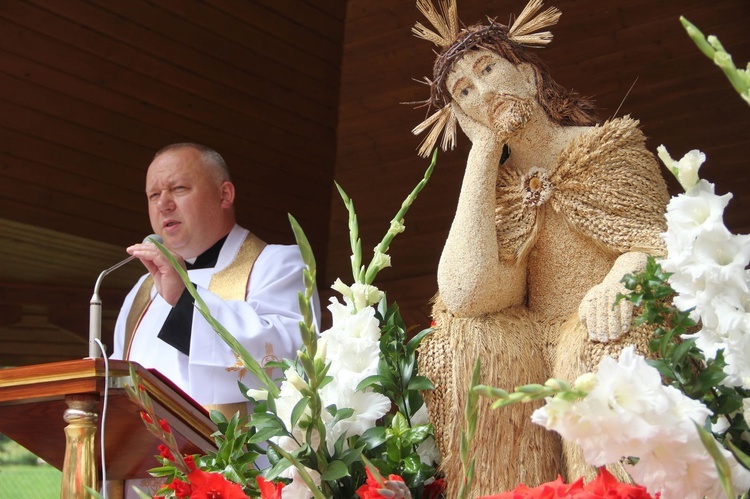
[140,411,153,424]
[424,477,446,499]
[356,467,406,499]
[188,468,249,499]
[158,444,174,461]
[184,455,197,472]
[585,468,658,499]
[167,478,192,498]
[257,476,284,499]
[159,418,171,433]
[479,468,659,499]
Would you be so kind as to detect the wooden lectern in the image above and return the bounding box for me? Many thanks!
[0,358,218,498]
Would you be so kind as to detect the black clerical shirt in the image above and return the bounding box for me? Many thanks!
[157,235,228,355]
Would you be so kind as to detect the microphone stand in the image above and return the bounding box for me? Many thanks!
[88,235,161,358]
[88,255,137,358]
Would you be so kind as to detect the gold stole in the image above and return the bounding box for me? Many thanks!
[123,231,267,419]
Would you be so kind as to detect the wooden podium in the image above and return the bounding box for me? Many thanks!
[0,358,218,498]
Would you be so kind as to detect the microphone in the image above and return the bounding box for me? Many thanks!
[88,234,163,358]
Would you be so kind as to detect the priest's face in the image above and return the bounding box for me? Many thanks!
[446,49,537,139]
[145,147,235,259]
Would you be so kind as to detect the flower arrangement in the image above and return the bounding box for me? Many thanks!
[122,154,441,499]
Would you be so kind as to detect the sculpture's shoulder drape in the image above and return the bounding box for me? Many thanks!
[495,116,670,261]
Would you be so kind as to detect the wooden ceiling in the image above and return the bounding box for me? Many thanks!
[0,0,748,366]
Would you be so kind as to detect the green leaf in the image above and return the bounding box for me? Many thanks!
[265,457,293,481]
[727,439,750,471]
[330,407,355,427]
[694,364,728,392]
[360,426,387,449]
[406,328,432,355]
[321,460,350,480]
[391,412,409,434]
[250,413,285,430]
[339,441,367,466]
[248,426,287,444]
[356,374,388,392]
[672,337,697,364]
[291,397,311,429]
[407,375,435,391]
[402,425,432,446]
[695,423,735,498]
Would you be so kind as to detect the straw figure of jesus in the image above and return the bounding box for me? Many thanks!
[410,0,670,496]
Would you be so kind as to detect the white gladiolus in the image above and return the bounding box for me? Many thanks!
[661,180,732,266]
[532,347,750,498]
[657,145,705,191]
[275,368,309,430]
[330,278,384,311]
[657,155,750,389]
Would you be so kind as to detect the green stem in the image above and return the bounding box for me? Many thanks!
[335,182,363,282]
[268,442,327,499]
[364,149,437,284]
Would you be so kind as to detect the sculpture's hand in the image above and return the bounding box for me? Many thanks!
[377,480,412,499]
[127,241,187,306]
[578,280,633,343]
[452,103,502,152]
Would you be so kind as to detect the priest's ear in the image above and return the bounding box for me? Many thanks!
[220,181,235,208]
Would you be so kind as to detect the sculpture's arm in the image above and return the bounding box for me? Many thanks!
[438,108,527,317]
[578,251,649,342]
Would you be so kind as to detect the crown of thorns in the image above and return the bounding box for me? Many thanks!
[412,0,560,157]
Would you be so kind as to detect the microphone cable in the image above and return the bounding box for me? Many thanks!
[94,338,109,499]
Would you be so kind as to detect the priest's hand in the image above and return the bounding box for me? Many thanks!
[127,241,187,306]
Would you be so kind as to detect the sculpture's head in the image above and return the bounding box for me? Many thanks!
[412,0,598,157]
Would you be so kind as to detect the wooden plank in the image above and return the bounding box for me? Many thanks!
[300,0,347,23]
[149,0,339,82]
[208,0,344,62]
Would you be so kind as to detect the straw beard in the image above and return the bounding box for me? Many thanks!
[486,95,534,141]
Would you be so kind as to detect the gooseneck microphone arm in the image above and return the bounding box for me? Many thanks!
[88,235,162,358]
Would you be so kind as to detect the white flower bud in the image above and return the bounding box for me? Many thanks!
[657,145,705,191]
[246,388,268,401]
[315,337,328,363]
[285,367,309,392]
[389,220,405,234]
[331,278,353,300]
[573,372,598,394]
[371,250,392,270]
